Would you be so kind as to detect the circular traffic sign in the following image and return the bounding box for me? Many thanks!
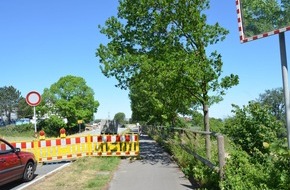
[26,91,41,106]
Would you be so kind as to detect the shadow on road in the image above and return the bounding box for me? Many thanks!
[0,174,38,190]
[138,134,173,165]
[137,134,201,189]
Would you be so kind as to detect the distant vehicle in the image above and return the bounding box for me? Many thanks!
[15,118,31,126]
[0,138,37,186]
[0,120,5,127]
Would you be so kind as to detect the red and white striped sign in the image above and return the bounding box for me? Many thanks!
[236,0,290,43]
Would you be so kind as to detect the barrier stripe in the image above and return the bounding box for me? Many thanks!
[10,142,33,150]
[236,0,290,43]
[10,134,139,162]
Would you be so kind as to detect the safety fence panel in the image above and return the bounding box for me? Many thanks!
[10,134,139,163]
[91,134,139,156]
[9,141,34,152]
[36,136,90,162]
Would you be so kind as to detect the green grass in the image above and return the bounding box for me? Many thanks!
[28,156,121,190]
[0,124,36,141]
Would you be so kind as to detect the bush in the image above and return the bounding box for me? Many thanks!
[220,145,269,189]
[0,124,34,138]
[223,102,283,155]
[37,116,66,137]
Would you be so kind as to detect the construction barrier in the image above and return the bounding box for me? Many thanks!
[9,132,139,163]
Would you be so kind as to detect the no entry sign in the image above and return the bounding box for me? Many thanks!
[26,91,41,106]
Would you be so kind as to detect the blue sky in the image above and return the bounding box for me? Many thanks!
[0,1,289,120]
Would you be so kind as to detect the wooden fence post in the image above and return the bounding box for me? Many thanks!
[217,135,225,179]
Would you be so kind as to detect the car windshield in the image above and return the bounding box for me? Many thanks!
[0,140,13,154]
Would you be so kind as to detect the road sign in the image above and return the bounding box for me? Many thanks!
[236,0,290,43]
[26,91,41,106]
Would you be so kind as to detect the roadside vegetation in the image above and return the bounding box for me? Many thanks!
[0,124,35,141]
[26,157,120,190]
[147,88,290,189]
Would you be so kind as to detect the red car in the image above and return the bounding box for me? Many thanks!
[0,138,37,186]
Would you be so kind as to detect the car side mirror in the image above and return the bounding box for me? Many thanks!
[15,148,21,153]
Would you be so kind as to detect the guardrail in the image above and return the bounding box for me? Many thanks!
[145,126,225,179]
[9,132,139,163]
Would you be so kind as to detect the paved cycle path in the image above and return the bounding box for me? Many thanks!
[108,135,196,190]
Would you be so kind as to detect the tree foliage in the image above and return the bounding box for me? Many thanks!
[97,0,239,159]
[224,102,284,155]
[38,75,100,128]
[221,99,290,189]
[257,87,285,122]
[0,86,21,123]
[114,112,126,124]
[97,0,239,126]
[37,115,66,137]
[17,97,33,119]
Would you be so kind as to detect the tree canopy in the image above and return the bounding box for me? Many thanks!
[38,75,100,128]
[114,112,126,124]
[0,86,21,123]
[97,0,239,158]
[257,87,285,122]
[97,0,239,126]
[17,97,33,119]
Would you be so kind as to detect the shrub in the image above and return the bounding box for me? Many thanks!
[37,116,66,137]
[220,145,269,189]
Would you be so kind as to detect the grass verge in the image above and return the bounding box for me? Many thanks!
[0,124,36,141]
[26,157,120,190]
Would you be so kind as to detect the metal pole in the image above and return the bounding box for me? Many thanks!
[33,106,37,133]
[279,32,290,149]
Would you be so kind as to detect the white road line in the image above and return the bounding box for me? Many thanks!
[17,162,71,190]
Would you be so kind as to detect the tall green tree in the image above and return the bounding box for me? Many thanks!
[257,87,285,122]
[96,0,239,158]
[39,75,100,128]
[129,66,193,125]
[17,97,33,119]
[0,86,21,123]
[114,112,126,124]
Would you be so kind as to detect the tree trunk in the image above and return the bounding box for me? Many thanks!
[203,104,211,160]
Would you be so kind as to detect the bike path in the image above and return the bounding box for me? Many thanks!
[108,135,196,190]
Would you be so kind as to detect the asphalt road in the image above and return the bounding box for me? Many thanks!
[108,135,196,190]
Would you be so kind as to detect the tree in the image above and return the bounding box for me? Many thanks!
[96,0,239,158]
[129,61,194,125]
[17,97,33,119]
[38,75,100,129]
[257,87,285,122]
[37,115,66,137]
[114,112,126,125]
[0,86,21,123]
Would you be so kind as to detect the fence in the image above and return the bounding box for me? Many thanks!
[145,126,225,179]
[9,132,139,163]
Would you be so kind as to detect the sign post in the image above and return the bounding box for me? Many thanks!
[78,120,83,133]
[236,0,290,149]
[26,91,41,133]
